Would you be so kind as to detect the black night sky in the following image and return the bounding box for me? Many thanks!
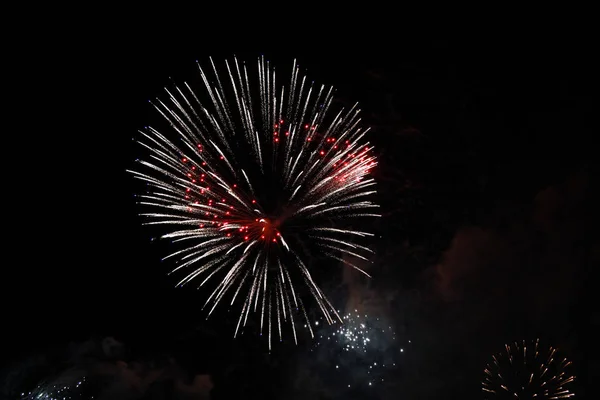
[2,27,596,399]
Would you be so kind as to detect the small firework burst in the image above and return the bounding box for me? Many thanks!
[482,338,576,399]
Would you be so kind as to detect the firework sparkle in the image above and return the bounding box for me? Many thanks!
[308,310,408,393]
[482,338,576,399]
[20,374,90,400]
[129,57,379,348]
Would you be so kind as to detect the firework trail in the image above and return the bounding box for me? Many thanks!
[129,57,379,349]
[482,338,576,399]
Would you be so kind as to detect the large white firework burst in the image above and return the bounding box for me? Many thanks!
[129,56,379,349]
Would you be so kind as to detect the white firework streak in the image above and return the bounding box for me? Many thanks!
[129,56,379,349]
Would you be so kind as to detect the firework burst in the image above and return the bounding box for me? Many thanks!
[129,57,379,348]
[482,338,576,399]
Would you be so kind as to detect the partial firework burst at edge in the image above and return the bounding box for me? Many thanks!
[482,338,576,399]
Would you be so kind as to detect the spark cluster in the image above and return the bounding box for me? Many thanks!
[482,338,576,399]
[20,376,90,400]
[312,310,408,390]
[129,57,379,348]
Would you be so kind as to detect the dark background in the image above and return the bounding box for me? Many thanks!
[2,26,596,399]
